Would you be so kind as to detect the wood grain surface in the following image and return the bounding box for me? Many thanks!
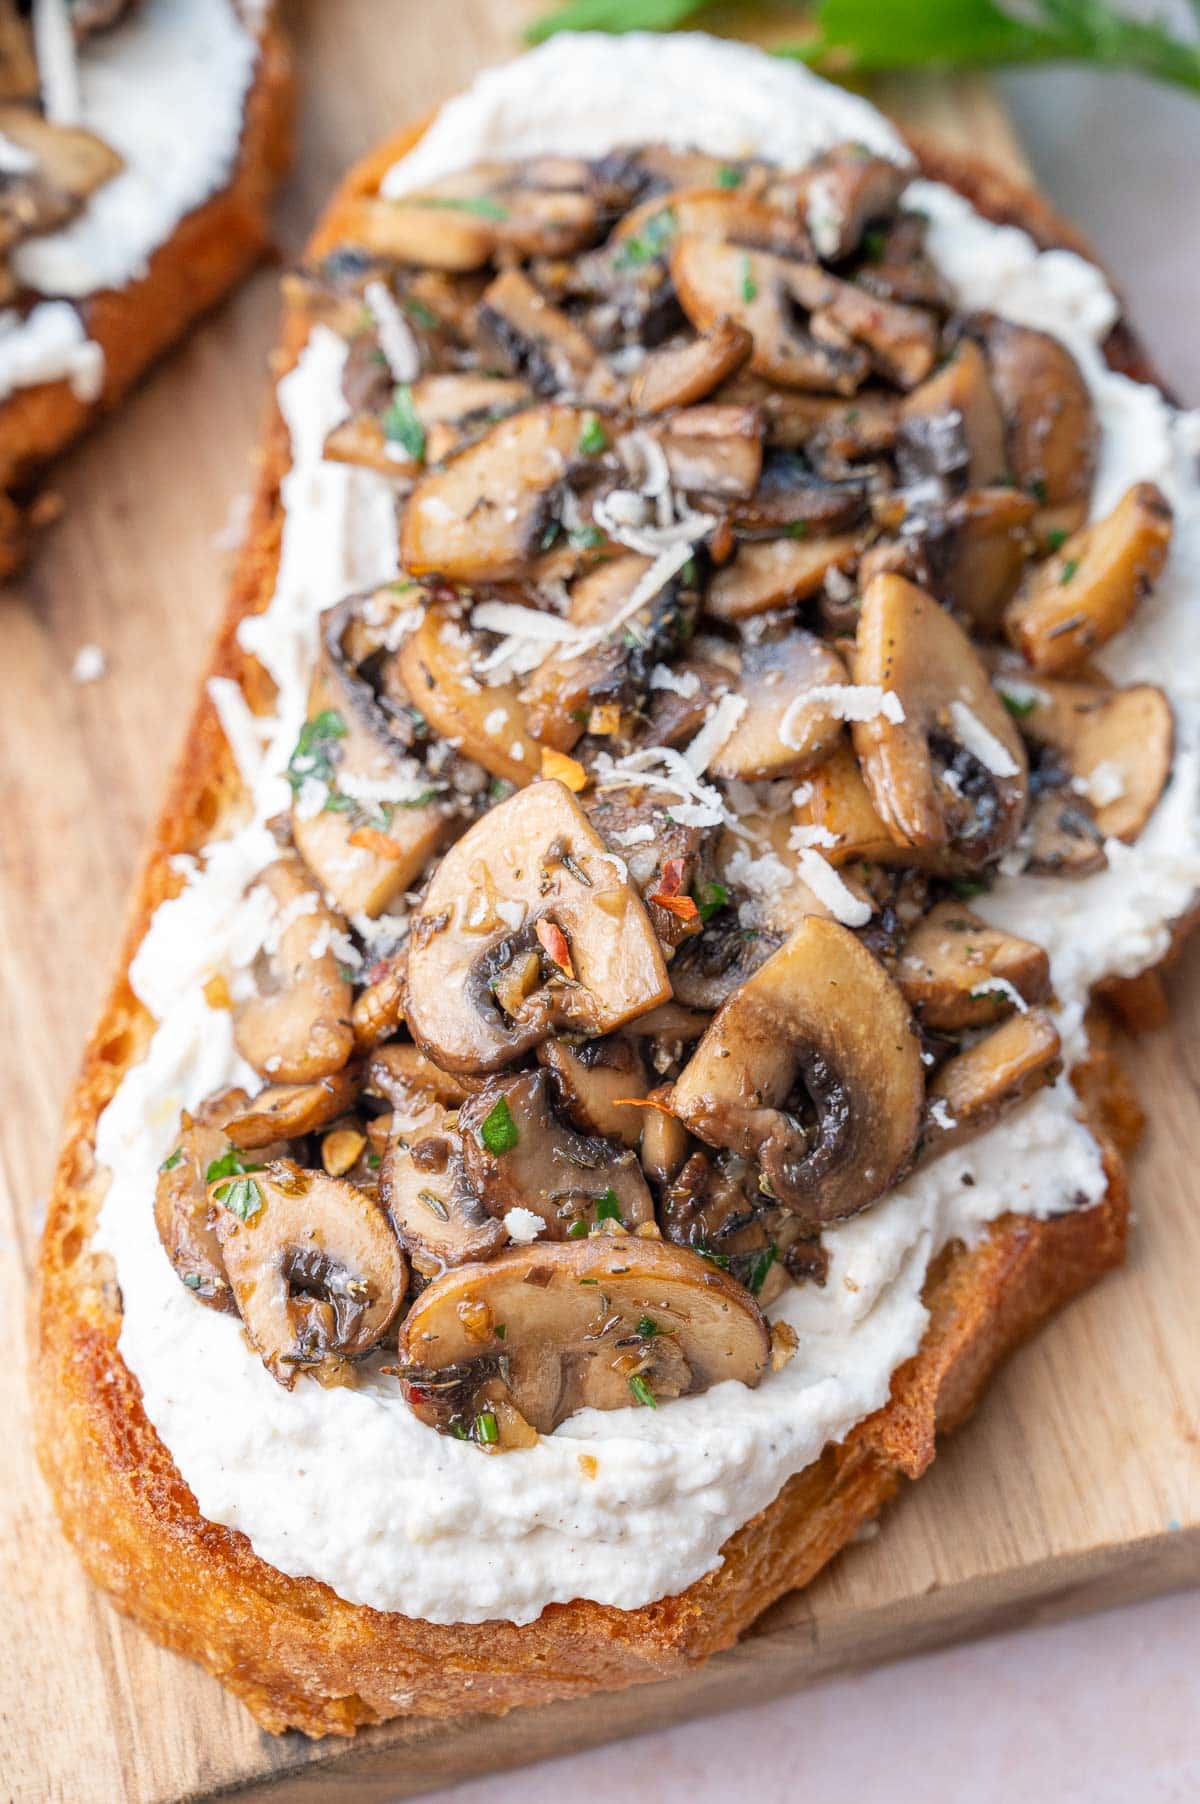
[2,4,1196,1801]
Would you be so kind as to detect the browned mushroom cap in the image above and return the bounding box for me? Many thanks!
[895,901,1050,1030]
[154,1089,256,1311]
[671,916,923,1227]
[379,1109,506,1275]
[1004,482,1173,676]
[222,1068,363,1151]
[352,159,609,270]
[397,596,541,786]
[968,314,1097,535]
[793,739,913,868]
[405,780,671,1074]
[1004,670,1174,865]
[896,341,1008,493]
[477,267,597,396]
[853,573,1028,872]
[631,318,754,414]
[214,1161,408,1388]
[537,1033,649,1147]
[800,144,908,263]
[395,1235,770,1438]
[459,1069,654,1238]
[291,590,452,917]
[233,859,354,1083]
[920,1009,1062,1162]
[711,630,848,781]
[400,403,589,583]
[639,1085,693,1187]
[0,104,123,260]
[912,488,1038,635]
[648,403,763,499]
[706,533,861,621]
[610,184,813,263]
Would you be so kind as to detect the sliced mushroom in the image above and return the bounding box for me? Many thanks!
[0,8,38,103]
[291,590,452,917]
[352,160,608,272]
[400,403,588,583]
[405,779,671,1074]
[711,630,848,781]
[914,487,1038,634]
[0,104,123,257]
[921,1009,1062,1161]
[718,373,899,461]
[379,1112,506,1275]
[477,267,597,396]
[895,901,1050,1029]
[398,596,542,786]
[395,1235,769,1438]
[366,1042,473,1111]
[969,314,1097,535]
[537,1033,649,1147]
[853,573,1028,871]
[649,403,763,499]
[1007,671,1174,865]
[1004,482,1173,676]
[154,1090,257,1311]
[222,1068,363,1150]
[233,859,354,1083]
[351,954,407,1049]
[215,1161,408,1388]
[896,340,1008,492]
[325,373,531,477]
[639,1084,693,1187]
[672,237,869,393]
[631,318,753,413]
[671,916,923,1226]
[459,1069,653,1238]
[793,738,912,867]
[610,184,813,263]
[706,532,861,621]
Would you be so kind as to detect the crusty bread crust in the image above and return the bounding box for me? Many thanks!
[0,11,294,574]
[30,116,1179,1738]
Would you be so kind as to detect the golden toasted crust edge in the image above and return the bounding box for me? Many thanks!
[30,117,1173,1739]
[0,12,294,573]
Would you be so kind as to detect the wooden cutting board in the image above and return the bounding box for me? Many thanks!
[3,4,1197,1800]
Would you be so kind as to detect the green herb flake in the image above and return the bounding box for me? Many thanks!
[593,1188,623,1223]
[183,1273,203,1290]
[746,1244,778,1296]
[628,1374,658,1409]
[740,253,758,303]
[578,412,609,456]
[715,164,744,189]
[450,1420,469,1440]
[1060,557,1080,584]
[1030,478,1049,505]
[495,1323,507,1341]
[569,523,606,551]
[479,1096,519,1155]
[785,520,809,540]
[159,1147,184,1173]
[681,557,698,587]
[949,877,990,901]
[417,194,508,221]
[286,707,347,795]
[540,518,563,553]
[696,880,729,924]
[402,295,440,330]
[567,1218,589,1239]
[861,227,888,264]
[1045,527,1069,553]
[614,206,676,270]
[636,1315,663,1338]
[1001,690,1038,720]
[382,383,426,463]
[367,1151,382,1170]
[475,1409,500,1445]
[217,1176,264,1222]
[205,1148,261,1185]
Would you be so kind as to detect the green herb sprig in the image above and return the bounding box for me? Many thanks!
[528,0,1200,100]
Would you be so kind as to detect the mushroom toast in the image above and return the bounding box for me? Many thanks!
[35,34,1199,1738]
[0,0,291,574]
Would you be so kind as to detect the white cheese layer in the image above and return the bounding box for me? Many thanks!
[4,0,257,400]
[93,34,1200,1627]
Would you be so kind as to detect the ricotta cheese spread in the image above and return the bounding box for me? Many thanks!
[4,0,259,399]
[92,33,1200,1627]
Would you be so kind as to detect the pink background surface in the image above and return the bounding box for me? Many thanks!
[417,44,1200,1804]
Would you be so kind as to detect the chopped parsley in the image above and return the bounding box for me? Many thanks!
[578,412,609,456]
[286,708,347,795]
[569,523,607,551]
[1001,690,1038,719]
[382,383,426,462]
[1045,527,1069,553]
[205,1148,264,1222]
[636,1315,664,1338]
[478,1096,519,1155]
[567,1218,589,1239]
[745,1245,778,1296]
[159,1147,184,1173]
[695,880,729,924]
[861,227,888,263]
[628,1374,658,1409]
[593,1188,622,1223]
[475,1409,500,1444]
[715,164,744,189]
[740,253,758,303]
[613,206,676,270]
[785,520,810,540]
[1060,557,1080,584]
[401,294,440,330]
[1029,478,1049,504]
[367,1151,382,1170]
[949,877,990,901]
[417,194,508,220]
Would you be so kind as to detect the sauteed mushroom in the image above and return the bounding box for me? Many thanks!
[895,901,1050,1029]
[478,267,597,395]
[706,532,860,620]
[853,573,1028,871]
[0,104,123,259]
[404,780,671,1073]
[538,1033,650,1146]
[223,1069,363,1150]
[1004,482,1173,676]
[671,916,923,1226]
[459,1070,654,1237]
[896,340,1007,492]
[395,1235,769,1439]
[969,314,1097,536]
[154,1090,256,1311]
[379,1111,506,1274]
[398,596,541,785]
[233,859,354,1083]
[921,1009,1062,1160]
[631,317,753,413]
[711,630,848,781]
[793,738,912,867]
[215,1162,408,1388]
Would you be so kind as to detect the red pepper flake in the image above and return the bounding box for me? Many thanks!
[649,891,699,922]
[535,918,575,977]
[349,825,404,859]
[612,1095,677,1116]
[656,856,688,897]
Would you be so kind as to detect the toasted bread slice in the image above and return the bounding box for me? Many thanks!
[0,7,293,576]
[30,114,1180,1738]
